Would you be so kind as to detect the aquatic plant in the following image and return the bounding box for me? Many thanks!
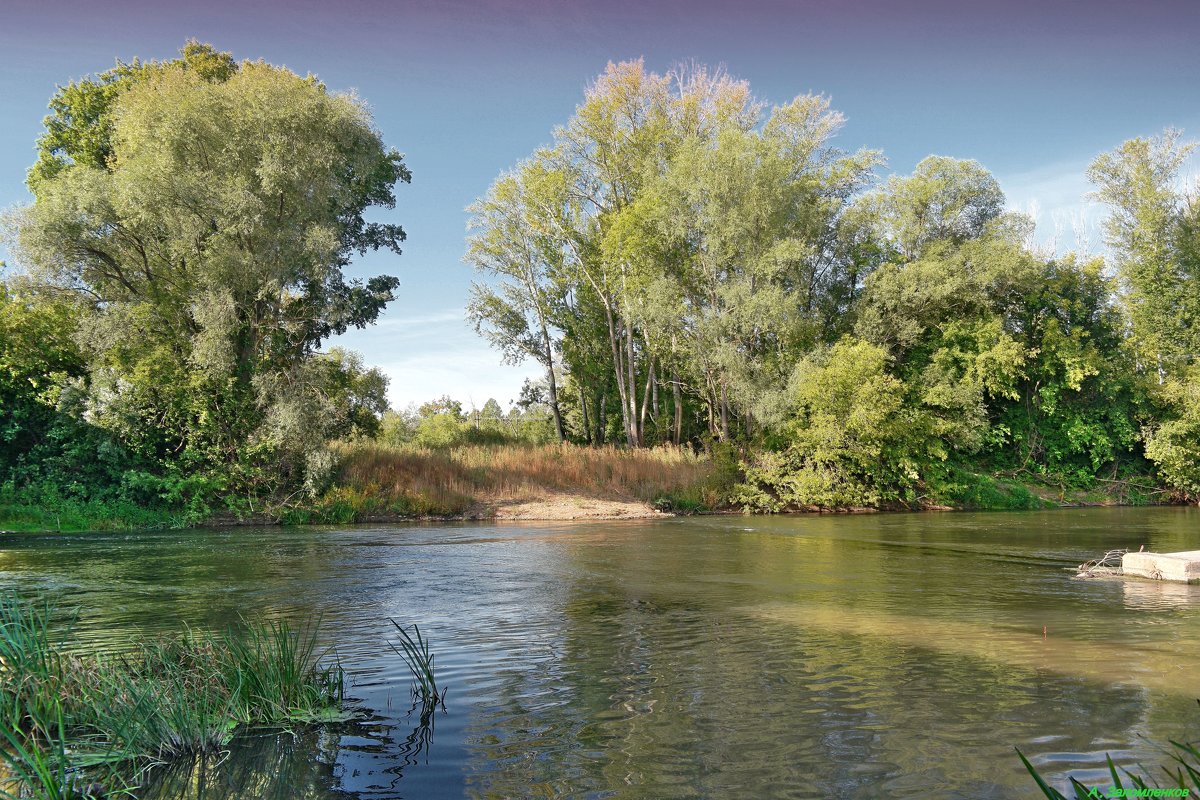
[219,618,346,724]
[0,593,346,799]
[387,620,445,708]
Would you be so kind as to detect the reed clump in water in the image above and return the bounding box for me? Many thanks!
[0,594,346,800]
[387,621,444,709]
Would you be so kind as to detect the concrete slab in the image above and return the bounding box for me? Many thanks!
[1122,550,1200,583]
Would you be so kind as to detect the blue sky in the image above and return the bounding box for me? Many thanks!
[2,0,1198,409]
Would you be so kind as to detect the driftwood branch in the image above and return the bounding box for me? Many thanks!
[1074,548,1128,578]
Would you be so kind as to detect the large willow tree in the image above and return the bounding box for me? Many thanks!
[6,42,407,492]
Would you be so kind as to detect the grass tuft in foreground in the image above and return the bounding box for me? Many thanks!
[1018,705,1200,798]
[0,594,346,799]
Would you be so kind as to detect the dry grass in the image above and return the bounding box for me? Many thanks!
[297,443,716,521]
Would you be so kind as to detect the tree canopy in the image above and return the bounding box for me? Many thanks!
[3,42,406,507]
[466,59,1198,507]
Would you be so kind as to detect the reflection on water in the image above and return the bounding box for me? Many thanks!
[0,507,1198,798]
[139,730,351,800]
[139,708,449,799]
[1121,577,1199,610]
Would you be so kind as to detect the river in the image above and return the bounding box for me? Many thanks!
[1,507,1198,798]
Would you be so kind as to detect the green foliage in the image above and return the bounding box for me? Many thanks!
[1088,129,1200,373]
[991,255,1142,481]
[415,411,471,449]
[0,285,85,469]
[465,157,570,440]
[735,338,931,510]
[852,220,1146,497]
[924,465,1049,510]
[0,594,345,798]
[378,395,556,451]
[2,41,405,525]
[467,60,881,448]
[6,46,1199,523]
[1144,373,1200,498]
[861,155,1005,259]
[0,285,149,524]
[731,154,1156,510]
[0,480,183,532]
[467,62,1190,513]
[1086,131,1200,497]
[27,40,238,193]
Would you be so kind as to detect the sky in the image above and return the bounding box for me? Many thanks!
[1,0,1198,410]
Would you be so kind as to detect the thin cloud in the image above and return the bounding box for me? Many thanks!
[373,309,464,328]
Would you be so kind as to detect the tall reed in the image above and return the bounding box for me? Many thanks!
[387,621,444,708]
[1018,721,1200,799]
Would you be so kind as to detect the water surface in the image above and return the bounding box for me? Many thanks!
[2,507,1198,798]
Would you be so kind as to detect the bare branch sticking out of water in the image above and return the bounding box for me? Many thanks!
[1074,548,1128,578]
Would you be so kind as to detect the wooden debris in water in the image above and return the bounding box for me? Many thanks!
[1074,549,1126,579]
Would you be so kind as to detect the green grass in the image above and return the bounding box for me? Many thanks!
[0,499,179,533]
[0,594,347,799]
[0,482,182,533]
[925,466,1052,510]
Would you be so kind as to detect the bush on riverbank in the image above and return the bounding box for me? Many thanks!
[0,594,346,799]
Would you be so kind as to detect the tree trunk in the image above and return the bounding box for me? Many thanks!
[603,304,634,446]
[672,367,683,446]
[625,321,640,446]
[597,391,607,445]
[700,376,710,438]
[535,306,565,443]
[545,363,565,443]
[651,366,659,422]
[720,380,730,441]
[639,359,655,445]
[578,382,591,445]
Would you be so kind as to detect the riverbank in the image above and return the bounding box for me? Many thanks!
[281,442,717,524]
[273,448,1178,523]
[0,443,1179,534]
